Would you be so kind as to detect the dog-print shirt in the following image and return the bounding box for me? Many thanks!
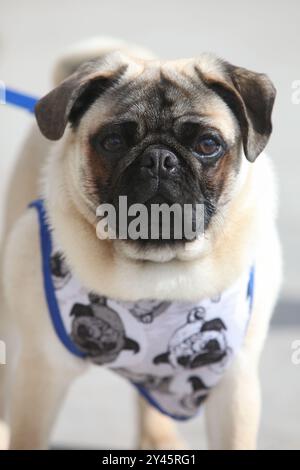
[30,199,255,420]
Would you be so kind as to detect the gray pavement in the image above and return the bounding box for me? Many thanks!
[0,0,299,450]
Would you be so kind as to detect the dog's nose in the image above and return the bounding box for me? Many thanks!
[140,147,178,177]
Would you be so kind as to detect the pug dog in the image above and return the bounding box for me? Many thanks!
[153,309,230,370]
[70,294,139,364]
[0,37,281,450]
[50,252,72,289]
[124,300,171,324]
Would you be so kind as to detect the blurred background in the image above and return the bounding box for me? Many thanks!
[0,0,299,449]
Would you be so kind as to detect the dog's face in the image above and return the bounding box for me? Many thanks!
[153,308,230,370]
[35,52,275,262]
[50,252,71,289]
[70,294,139,364]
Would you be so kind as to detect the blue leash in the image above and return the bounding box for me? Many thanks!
[1,87,38,113]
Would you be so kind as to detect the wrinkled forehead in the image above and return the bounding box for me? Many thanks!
[82,59,239,142]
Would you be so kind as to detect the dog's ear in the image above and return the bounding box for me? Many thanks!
[35,60,127,140]
[188,376,209,391]
[123,337,140,354]
[153,352,170,365]
[201,318,227,332]
[198,62,276,162]
[70,303,94,318]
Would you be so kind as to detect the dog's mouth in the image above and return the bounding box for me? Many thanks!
[178,343,227,368]
[189,351,227,368]
[73,336,118,356]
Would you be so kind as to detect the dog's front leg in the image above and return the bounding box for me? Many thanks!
[205,229,281,450]
[8,346,85,450]
[205,352,261,450]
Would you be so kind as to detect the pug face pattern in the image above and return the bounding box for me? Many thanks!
[153,307,231,371]
[124,300,171,324]
[39,220,254,420]
[51,252,71,289]
[70,294,139,365]
[48,250,253,418]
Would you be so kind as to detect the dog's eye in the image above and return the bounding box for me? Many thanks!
[194,136,224,158]
[101,133,125,152]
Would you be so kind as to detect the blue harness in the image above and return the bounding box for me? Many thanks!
[1,86,38,113]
